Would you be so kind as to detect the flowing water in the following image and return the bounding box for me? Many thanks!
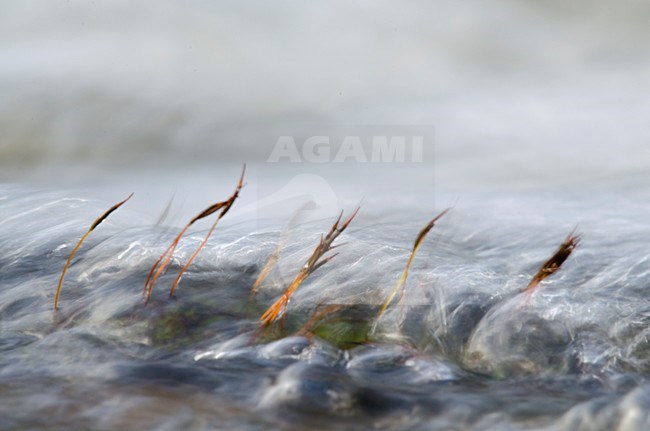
[2,1,650,430]
[2,174,649,430]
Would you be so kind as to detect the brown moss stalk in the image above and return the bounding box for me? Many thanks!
[54,193,133,313]
[524,229,581,293]
[144,224,191,299]
[374,208,450,325]
[259,208,359,326]
[168,167,245,297]
[145,166,245,303]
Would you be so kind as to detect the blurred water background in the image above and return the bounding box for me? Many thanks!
[2,0,649,191]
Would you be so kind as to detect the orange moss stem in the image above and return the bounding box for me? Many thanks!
[144,224,191,302]
[373,208,449,330]
[144,166,245,303]
[54,193,133,314]
[259,208,359,327]
[168,216,220,297]
[167,165,245,298]
[524,228,581,293]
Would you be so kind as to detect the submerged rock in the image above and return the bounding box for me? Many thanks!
[258,361,358,417]
[464,295,573,377]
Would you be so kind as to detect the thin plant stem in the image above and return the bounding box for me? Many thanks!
[54,193,133,314]
[524,229,581,293]
[167,165,246,298]
[373,208,449,332]
[259,208,359,326]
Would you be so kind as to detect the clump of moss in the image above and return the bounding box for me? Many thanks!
[149,303,229,349]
